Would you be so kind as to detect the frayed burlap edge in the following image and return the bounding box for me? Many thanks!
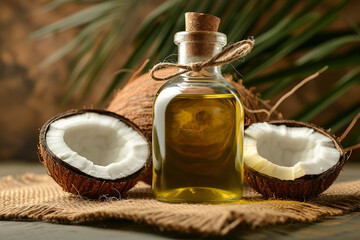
[1,174,360,236]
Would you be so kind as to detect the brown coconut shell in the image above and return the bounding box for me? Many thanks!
[107,68,279,185]
[244,120,349,201]
[39,109,151,199]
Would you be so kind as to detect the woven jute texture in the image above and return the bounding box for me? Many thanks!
[1,174,360,236]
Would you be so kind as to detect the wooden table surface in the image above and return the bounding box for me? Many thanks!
[1,161,360,240]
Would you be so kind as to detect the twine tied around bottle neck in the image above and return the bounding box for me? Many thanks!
[150,39,254,81]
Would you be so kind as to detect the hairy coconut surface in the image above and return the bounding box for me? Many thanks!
[39,109,151,198]
[244,120,348,200]
[107,68,279,185]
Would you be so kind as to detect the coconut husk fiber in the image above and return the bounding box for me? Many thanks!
[1,174,360,236]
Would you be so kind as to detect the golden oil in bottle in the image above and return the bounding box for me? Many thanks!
[152,12,245,203]
[152,93,243,203]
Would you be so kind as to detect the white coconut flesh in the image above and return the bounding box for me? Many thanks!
[45,112,149,180]
[244,122,340,181]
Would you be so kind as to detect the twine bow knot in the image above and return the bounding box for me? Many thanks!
[150,39,254,81]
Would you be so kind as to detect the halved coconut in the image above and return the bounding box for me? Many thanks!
[39,109,151,198]
[244,120,348,200]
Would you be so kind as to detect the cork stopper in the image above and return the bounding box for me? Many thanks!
[182,13,222,58]
[185,12,220,32]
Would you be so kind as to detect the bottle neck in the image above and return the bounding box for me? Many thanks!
[177,42,223,77]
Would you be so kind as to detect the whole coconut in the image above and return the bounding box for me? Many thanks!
[107,68,280,185]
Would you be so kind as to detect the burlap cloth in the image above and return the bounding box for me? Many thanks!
[1,174,360,236]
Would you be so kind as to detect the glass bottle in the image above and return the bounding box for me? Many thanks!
[152,20,244,204]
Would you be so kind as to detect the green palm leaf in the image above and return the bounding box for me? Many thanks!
[30,1,126,39]
[293,68,360,122]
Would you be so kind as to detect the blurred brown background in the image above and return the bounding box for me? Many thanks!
[0,0,359,162]
[1,0,77,160]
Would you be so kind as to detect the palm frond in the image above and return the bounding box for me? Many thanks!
[30,1,126,39]
[293,67,360,121]
[244,0,349,79]
[41,0,103,11]
[34,0,359,145]
[325,103,360,133]
[249,47,360,88]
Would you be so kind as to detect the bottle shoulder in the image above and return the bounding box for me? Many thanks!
[154,75,244,110]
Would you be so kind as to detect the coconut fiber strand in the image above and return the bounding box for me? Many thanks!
[1,174,360,236]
